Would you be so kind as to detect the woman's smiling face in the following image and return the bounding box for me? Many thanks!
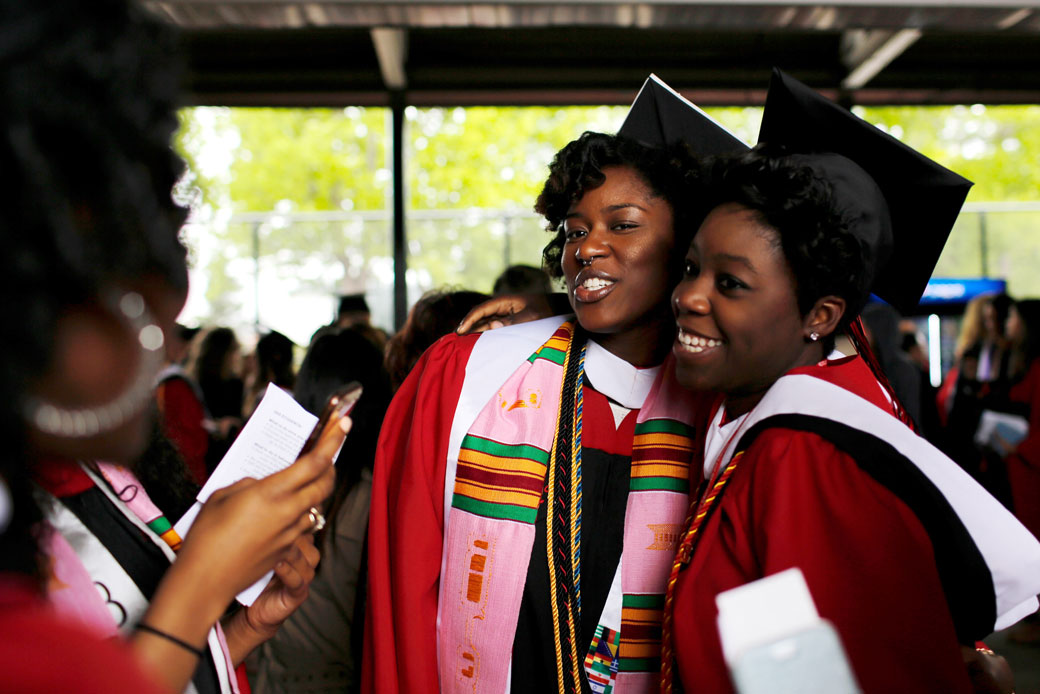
[561,165,677,365]
[672,202,828,415]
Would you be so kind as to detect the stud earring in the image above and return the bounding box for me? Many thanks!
[24,290,165,438]
[809,331,820,342]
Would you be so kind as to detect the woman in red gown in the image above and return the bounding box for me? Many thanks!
[665,70,1040,694]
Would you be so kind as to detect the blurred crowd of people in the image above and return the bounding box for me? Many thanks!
[152,283,516,692]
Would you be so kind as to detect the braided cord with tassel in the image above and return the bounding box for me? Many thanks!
[659,451,746,693]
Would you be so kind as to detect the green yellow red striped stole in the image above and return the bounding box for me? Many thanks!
[527,327,571,365]
[449,322,572,525]
[614,418,695,685]
[452,435,550,524]
[96,462,184,552]
[439,321,697,694]
[630,420,694,494]
[619,593,666,673]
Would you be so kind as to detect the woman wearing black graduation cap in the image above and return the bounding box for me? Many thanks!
[662,70,1040,693]
[364,78,746,694]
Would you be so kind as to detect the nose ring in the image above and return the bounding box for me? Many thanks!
[575,247,591,267]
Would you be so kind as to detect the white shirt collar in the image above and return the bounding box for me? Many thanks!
[584,339,661,410]
[701,348,849,478]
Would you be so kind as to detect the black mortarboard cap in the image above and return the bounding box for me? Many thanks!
[337,293,370,315]
[758,68,973,314]
[619,74,749,156]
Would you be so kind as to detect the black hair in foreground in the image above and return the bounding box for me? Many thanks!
[536,131,698,279]
[695,145,924,431]
[295,327,392,543]
[694,145,869,331]
[0,0,188,578]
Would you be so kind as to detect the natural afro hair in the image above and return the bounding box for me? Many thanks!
[693,145,869,330]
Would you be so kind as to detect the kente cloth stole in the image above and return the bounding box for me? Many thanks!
[95,462,185,551]
[437,322,697,694]
[39,463,183,636]
[40,462,238,694]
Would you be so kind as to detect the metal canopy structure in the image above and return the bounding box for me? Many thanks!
[152,1,1040,107]
[151,0,1040,329]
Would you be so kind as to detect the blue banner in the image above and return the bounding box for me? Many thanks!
[919,278,1007,305]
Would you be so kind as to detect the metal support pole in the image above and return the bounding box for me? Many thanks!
[253,221,261,330]
[391,90,408,331]
[503,215,512,268]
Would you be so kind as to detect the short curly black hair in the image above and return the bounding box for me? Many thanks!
[535,132,697,278]
[694,145,869,330]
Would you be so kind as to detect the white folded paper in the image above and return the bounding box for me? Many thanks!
[174,383,319,605]
[974,409,1028,450]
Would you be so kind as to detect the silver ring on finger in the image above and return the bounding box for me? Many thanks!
[307,506,326,533]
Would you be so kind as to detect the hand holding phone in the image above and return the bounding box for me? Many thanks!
[299,382,363,457]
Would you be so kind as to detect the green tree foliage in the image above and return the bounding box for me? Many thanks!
[175,103,1040,327]
[176,107,392,322]
[857,105,1040,295]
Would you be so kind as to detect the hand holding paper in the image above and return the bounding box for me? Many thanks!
[173,383,342,605]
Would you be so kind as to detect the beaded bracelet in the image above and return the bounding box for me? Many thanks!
[135,623,207,659]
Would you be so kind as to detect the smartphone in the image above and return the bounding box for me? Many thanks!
[730,622,861,694]
[298,381,363,457]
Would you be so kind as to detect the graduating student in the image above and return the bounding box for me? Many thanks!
[663,69,1040,693]
[363,77,746,694]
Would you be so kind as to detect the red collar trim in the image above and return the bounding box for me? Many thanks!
[31,458,94,497]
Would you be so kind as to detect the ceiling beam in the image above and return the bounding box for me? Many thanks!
[841,27,922,89]
[371,27,408,89]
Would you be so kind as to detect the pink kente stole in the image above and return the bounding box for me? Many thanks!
[41,462,239,694]
[437,322,699,693]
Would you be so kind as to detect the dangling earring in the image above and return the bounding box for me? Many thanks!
[809,331,820,342]
[24,290,165,438]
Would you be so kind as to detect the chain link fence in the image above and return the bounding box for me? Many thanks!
[180,204,1040,346]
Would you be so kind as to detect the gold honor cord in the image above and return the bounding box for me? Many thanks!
[544,334,571,691]
[568,345,587,687]
[659,451,745,693]
[545,328,588,693]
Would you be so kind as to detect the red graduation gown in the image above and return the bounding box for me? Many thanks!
[672,356,973,694]
[362,333,478,694]
[1008,359,1040,541]
[362,328,647,694]
[156,374,210,486]
[0,575,167,694]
